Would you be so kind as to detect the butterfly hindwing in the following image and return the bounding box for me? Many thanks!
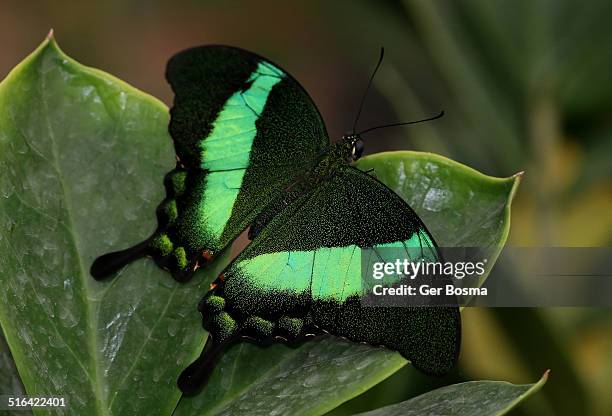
[92,46,329,280]
[182,166,460,391]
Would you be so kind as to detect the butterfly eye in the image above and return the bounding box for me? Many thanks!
[352,138,364,160]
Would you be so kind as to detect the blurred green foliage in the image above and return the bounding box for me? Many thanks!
[0,0,610,415]
[327,2,612,415]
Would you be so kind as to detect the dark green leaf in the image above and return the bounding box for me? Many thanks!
[356,151,520,288]
[0,327,31,416]
[0,34,228,415]
[353,372,548,416]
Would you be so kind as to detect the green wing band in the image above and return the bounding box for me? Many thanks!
[235,229,436,307]
[179,170,244,251]
[184,63,285,245]
[200,62,284,171]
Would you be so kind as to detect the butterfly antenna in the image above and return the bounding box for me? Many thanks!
[357,110,445,136]
[352,47,385,133]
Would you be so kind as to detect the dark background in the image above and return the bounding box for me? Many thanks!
[2,1,611,414]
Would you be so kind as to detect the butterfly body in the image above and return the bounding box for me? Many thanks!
[198,139,358,337]
[90,45,461,395]
[248,139,356,240]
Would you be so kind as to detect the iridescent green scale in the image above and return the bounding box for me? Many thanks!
[90,46,460,395]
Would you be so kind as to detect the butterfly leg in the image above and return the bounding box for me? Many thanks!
[364,168,377,179]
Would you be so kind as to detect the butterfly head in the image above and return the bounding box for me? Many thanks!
[342,133,365,161]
